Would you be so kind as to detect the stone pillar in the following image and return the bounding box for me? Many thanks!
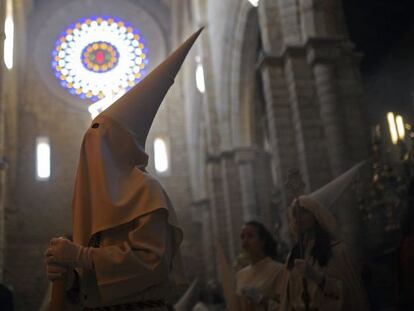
[191,199,215,281]
[205,155,231,265]
[284,47,332,190]
[254,149,275,230]
[300,0,349,40]
[233,147,275,230]
[307,39,349,175]
[192,0,220,154]
[234,147,260,221]
[258,54,298,205]
[277,0,302,45]
[258,0,283,55]
[336,44,370,162]
[220,151,243,260]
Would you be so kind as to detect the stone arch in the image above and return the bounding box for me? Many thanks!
[229,2,260,148]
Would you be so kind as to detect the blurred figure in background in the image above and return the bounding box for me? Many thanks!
[280,196,370,311]
[236,221,284,310]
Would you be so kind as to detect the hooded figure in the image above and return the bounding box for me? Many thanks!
[45,28,203,310]
[280,162,371,311]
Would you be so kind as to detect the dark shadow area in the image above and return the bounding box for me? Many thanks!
[343,0,414,124]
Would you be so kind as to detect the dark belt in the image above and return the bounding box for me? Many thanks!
[83,299,166,310]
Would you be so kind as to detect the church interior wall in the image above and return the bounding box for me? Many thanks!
[0,0,408,309]
[1,0,188,308]
[188,0,372,288]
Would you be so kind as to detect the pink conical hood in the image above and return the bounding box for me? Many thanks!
[102,27,204,148]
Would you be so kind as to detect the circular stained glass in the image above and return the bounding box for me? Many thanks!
[82,41,119,73]
[51,16,149,102]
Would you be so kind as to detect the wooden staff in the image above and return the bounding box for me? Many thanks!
[215,239,239,311]
[50,273,67,311]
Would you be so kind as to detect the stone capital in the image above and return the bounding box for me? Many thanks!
[305,37,343,65]
[205,152,221,164]
[220,149,236,159]
[305,37,363,66]
[283,45,307,59]
[191,198,210,209]
[233,146,258,164]
[257,45,309,70]
[190,199,211,223]
[256,51,284,71]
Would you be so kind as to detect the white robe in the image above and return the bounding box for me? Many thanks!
[236,257,284,311]
[279,241,370,311]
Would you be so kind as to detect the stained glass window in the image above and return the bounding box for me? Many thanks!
[51,16,149,102]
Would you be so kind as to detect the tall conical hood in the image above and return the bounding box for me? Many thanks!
[288,161,367,239]
[309,161,366,210]
[102,27,204,148]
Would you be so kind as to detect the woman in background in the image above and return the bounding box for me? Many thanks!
[280,195,370,311]
[236,221,284,310]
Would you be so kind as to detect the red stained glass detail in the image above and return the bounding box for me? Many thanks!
[96,51,105,64]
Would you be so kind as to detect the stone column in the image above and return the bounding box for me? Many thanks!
[233,147,275,230]
[220,151,243,260]
[253,149,275,230]
[205,154,231,267]
[336,44,370,162]
[191,199,215,281]
[234,147,259,221]
[307,39,349,175]
[258,54,298,205]
[277,0,302,45]
[284,47,332,190]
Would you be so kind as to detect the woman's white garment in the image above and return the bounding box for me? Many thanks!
[236,257,284,311]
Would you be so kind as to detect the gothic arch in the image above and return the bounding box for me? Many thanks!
[229,2,260,147]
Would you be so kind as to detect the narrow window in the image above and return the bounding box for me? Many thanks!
[4,0,14,70]
[195,56,205,94]
[154,137,169,174]
[248,0,259,7]
[36,137,51,180]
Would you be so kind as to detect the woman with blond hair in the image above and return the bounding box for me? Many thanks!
[279,195,370,311]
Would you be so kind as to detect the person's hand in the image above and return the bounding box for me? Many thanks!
[45,237,93,269]
[294,259,323,284]
[241,285,263,304]
[45,264,77,291]
[46,263,67,281]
